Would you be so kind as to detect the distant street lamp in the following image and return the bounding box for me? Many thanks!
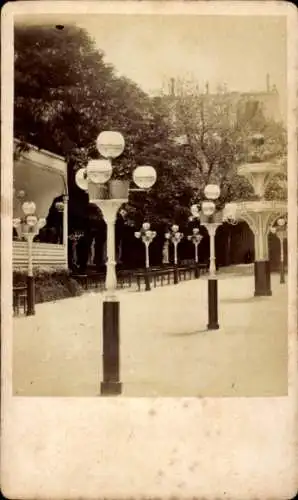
[191,184,236,330]
[270,216,287,284]
[75,131,157,396]
[69,231,84,268]
[187,227,203,278]
[165,225,184,284]
[13,201,46,316]
[134,222,156,291]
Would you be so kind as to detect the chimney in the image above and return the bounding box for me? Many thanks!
[266,73,270,92]
[205,81,209,94]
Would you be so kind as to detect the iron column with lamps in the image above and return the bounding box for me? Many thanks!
[270,216,287,284]
[165,225,184,284]
[75,131,157,396]
[187,228,203,278]
[134,222,157,291]
[191,184,222,330]
[13,201,46,316]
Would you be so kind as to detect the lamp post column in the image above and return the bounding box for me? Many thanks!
[173,241,178,285]
[97,200,124,396]
[194,242,199,264]
[278,234,285,284]
[144,241,151,291]
[26,233,35,316]
[202,223,221,330]
[63,195,68,267]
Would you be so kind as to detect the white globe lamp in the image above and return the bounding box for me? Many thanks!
[26,215,38,227]
[133,165,157,189]
[75,168,88,191]
[202,200,216,216]
[96,131,125,159]
[87,159,112,184]
[22,201,36,215]
[204,184,220,200]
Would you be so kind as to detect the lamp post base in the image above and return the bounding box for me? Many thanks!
[101,299,122,396]
[194,265,199,279]
[100,381,122,396]
[26,275,35,316]
[174,265,179,284]
[280,261,285,284]
[145,268,151,291]
[254,261,272,296]
[207,278,219,330]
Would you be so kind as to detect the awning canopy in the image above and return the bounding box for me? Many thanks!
[13,144,67,219]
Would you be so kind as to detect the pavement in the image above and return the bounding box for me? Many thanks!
[13,273,288,397]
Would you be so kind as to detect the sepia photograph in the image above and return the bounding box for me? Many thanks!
[1,2,297,499]
[10,10,290,398]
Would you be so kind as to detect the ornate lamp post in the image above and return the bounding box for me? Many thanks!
[75,131,156,396]
[191,185,237,330]
[270,216,287,284]
[165,225,184,284]
[236,133,287,296]
[13,202,46,316]
[134,222,157,291]
[69,231,84,268]
[187,228,203,278]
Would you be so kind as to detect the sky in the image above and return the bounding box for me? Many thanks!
[77,15,287,98]
[15,13,287,113]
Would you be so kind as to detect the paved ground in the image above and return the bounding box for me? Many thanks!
[13,273,288,397]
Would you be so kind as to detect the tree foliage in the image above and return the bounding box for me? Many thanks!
[159,83,287,208]
[14,25,287,243]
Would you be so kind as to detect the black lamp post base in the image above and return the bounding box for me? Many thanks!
[174,266,179,284]
[100,381,122,396]
[207,321,220,330]
[194,266,199,279]
[102,300,121,395]
[26,275,35,316]
[280,261,286,284]
[207,279,219,330]
[254,261,272,296]
[144,269,151,291]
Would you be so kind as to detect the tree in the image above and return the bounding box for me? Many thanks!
[14,23,196,267]
[159,81,287,208]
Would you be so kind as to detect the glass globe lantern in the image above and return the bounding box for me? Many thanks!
[142,222,151,231]
[26,215,38,227]
[38,218,46,229]
[190,204,200,217]
[96,131,125,159]
[201,200,216,217]
[204,184,220,200]
[172,224,179,233]
[75,168,88,192]
[277,217,286,227]
[133,165,157,189]
[87,159,113,184]
[22,201,36,216]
